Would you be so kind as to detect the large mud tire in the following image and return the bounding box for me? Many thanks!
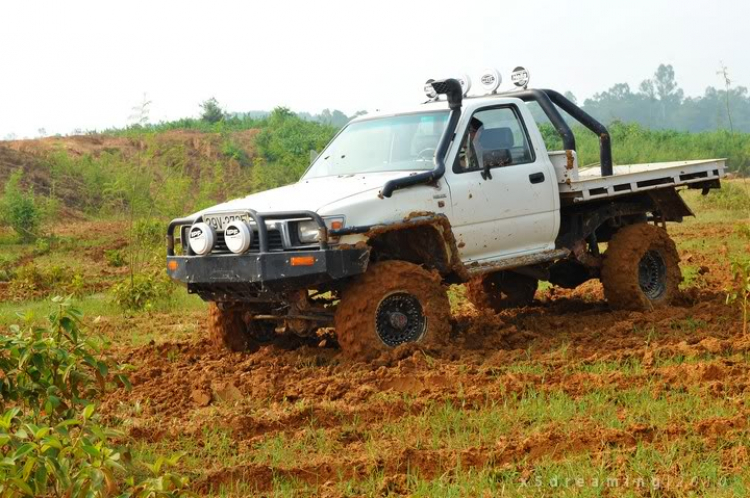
[208,303,277,352]
[465,271,538,313]
[334,261,451,361]
[601,223,681,311]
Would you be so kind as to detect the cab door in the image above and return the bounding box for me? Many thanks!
[444,104,558,262]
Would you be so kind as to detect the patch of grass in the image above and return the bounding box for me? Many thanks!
[681,264,707,290]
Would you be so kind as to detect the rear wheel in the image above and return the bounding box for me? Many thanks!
[465,271,538,313]
[208,303,277,352]
[601,223,681,310]
[334,261,451,361]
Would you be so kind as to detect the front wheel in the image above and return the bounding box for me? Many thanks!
[334,261,451,361]
[601,223,681,310]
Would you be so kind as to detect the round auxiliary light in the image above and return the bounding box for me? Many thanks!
[423,78,437,100]
[188,222,216,256]
[224,220,253,254]
[457,74,472,97]
[511,66,530,89]
[479,68,502,94]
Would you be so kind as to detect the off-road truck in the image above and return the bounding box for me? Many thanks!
[166,76,726,360]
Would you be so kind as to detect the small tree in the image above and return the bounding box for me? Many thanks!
[200,97,224,123]
[128,93,152,128]
[1,170,40,242]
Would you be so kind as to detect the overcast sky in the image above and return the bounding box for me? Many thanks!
[1,0,748,138]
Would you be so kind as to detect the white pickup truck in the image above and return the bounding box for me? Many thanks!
[166,78,725,360]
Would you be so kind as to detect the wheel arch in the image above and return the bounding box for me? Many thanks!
[365,213,468,281]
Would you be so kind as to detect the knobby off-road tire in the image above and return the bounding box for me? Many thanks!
[465,271,538,313]
[208,303,277,352]
[601,223,681,311]
[334,260,451,361]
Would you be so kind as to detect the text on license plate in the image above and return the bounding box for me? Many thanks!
[202,213,251,231]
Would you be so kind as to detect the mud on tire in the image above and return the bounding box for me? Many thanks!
[465,271,538,313]
[208,303,277,352]
[601,223,681,311]
[334,260,451,361]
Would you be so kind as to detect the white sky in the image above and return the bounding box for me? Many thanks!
[1,0,748,138]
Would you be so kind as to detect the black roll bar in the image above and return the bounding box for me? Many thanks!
[542,89,613,177]
[503,88,613,177]
[503,89,576,151]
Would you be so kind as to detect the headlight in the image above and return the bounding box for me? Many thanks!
[188,222,216,256]
[297,216,344,244]
[224,220,253,254]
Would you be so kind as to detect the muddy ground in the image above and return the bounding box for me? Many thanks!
[91,211,750,496]
[2,183,749,496]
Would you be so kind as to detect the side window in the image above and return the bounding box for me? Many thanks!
[454,106,534,173]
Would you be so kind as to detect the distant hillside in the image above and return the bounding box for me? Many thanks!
[0,109,337,221]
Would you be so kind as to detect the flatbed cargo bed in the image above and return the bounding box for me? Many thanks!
[559,159,726,203]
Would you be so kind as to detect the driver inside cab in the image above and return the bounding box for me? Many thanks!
[458,117,484,171]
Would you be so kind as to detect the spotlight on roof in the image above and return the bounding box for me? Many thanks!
[479,68,502,94]
[457,74,472,97]
[423,79,438,100]
[511,66,530,89]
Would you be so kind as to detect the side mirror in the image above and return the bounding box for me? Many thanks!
[481,149,511,180]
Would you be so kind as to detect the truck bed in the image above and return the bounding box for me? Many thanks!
[559,159,726,203]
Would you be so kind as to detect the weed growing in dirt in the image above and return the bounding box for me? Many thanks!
[110,271,174,313]
[7,262,80,301]
[726,259,750,335]
[695,181,750,212]
[0,170,41,242]
[0,296,193,497]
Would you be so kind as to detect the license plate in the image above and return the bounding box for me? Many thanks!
[202,212,251,231]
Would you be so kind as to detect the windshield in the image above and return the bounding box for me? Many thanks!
[303,111,450,179]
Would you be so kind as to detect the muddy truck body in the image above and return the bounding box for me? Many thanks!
[166,78,725,360]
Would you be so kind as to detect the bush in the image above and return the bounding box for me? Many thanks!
[110,272,173,313]
[1,170,41,242]
[133,218,164,248]
[9,263,73,300]
[695,181,750,212]
[105,249,127,268]
[727,258,750,336]
[0,297,192,497]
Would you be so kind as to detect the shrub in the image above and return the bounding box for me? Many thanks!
[727,258,750,336]
[695,181,750,212]
[0,297,192,497]
[9,263,73,300]
[133,218,164,248]
[110,272,173,313]
[0,170,41,242]
[105,249,127,268]
[0,296,124,422]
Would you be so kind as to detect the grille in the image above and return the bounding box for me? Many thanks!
[213,229,284,254]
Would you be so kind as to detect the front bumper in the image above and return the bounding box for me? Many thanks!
[166,247,369,299]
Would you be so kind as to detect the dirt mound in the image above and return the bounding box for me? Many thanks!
[0,129,260,210]
[0,145,51,195]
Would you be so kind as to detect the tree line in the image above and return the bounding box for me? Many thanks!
[557,64,748,133]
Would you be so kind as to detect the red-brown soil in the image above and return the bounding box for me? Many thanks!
[98,248,748,495]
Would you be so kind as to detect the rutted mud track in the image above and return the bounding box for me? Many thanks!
[100,257,749,495]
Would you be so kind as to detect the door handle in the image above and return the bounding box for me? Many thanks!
[529,172,545,184]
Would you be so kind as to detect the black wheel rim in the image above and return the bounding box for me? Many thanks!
[638,250,667,300]
[375,292,427,347]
